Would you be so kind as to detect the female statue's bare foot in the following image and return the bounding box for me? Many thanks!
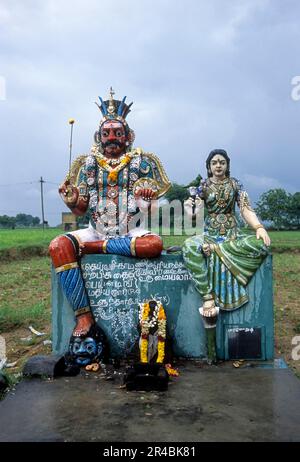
[73,312,94,337]
[203,299,218,317]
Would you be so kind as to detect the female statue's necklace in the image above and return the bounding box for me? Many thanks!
[209,178,231,205]
[210,177,228,185]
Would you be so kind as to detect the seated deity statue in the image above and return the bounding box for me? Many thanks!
[49,88,170,338]
[183,149,271,322]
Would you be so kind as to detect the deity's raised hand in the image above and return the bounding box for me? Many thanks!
[184,197,203,216]
[59,180,78,206]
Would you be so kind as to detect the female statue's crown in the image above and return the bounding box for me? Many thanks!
[96,87,133,125]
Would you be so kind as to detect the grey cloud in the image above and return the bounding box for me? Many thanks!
[0,0,299,225]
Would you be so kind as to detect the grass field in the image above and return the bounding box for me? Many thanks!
[0,228,61,250]
[0,228,299,254]
[0,230,299,379]
[0,257,51,331]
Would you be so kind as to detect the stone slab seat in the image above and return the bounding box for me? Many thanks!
[51,253,274,360]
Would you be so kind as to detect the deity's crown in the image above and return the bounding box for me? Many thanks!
[96,87,133,126]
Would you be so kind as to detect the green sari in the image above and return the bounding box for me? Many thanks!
[182,177,269,311]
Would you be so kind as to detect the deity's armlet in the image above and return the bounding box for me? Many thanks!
[233,178,254,213]
[68,185,89,215]
[136,151,171,198]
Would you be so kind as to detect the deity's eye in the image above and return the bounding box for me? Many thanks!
[73,342,80,353]
[115,130,123,137]
[101,130,109,137]
[86,344,95,354]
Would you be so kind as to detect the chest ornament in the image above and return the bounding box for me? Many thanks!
[97,153,132,185]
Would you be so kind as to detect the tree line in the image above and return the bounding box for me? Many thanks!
[0,214,41,229]
[255,189,300,230]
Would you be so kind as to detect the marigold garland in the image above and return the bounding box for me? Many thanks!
[140,338,148,363]
[165,364,179,377]
[157,340,165,363]
[98,154,132,183]
[139,300,167,364]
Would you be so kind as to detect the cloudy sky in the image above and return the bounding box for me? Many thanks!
[0,0,299,226]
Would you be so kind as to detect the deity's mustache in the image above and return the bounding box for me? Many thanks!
[102,140,123,148]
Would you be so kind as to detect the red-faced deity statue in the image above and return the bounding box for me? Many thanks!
[100,120,128,158]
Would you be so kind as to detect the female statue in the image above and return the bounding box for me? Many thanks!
[183,149,271,322]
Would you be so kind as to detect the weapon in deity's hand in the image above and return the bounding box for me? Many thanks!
[188,186,198,215]
[68,118,75,172]
[60,118,78,205]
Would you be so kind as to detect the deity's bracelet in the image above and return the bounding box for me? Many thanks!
[253,224,265,231]
[66,199,78,207]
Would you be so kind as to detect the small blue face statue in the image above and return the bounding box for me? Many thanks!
[67,325,108,367]
[70,337,102,366]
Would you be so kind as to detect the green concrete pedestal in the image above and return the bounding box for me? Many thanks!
[51,253,274,360]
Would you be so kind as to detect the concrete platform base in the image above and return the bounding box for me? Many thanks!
[0,361,299,442]
[52,254,274,360]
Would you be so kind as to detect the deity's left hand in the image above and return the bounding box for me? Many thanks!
[256,228,271,247]
[184,197,203,216]
[134,188,157,201]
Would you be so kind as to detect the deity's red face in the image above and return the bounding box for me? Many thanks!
[100,120,127,157]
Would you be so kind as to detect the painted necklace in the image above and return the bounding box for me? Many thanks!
[97,152,133,185]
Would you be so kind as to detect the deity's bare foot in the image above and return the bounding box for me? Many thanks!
[73,312,94,337]
[202,299,218,317]
[85,362,100,372]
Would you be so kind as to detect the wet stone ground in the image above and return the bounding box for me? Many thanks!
[0,361,300,442]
